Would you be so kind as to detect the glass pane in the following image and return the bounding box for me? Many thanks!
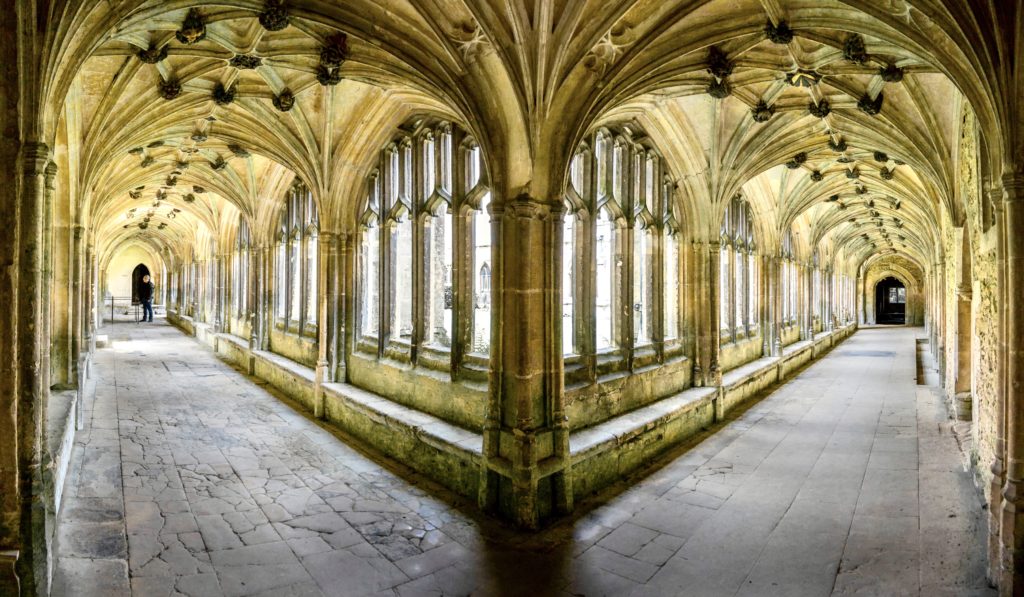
[634,222,651,345]
[734,250,743,328]
[427,211,453,348]
[306,237,318,326]
[720,246,730,330]
[290,240,300,322]
[422,136,435,197]
[563,211,575,354]
[276,243,286,319]
[748,252,757,326]
[392,218,413,340]
[596,209,616,350]
[360,224,379,337]
[664,234,678,340]
[473,193,492,353]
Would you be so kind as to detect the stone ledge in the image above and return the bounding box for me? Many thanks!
[208,331,483,500]
[47,389,79,513]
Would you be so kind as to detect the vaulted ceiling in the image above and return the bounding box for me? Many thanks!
[37,0,1011,274]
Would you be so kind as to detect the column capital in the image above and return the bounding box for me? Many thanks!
[19,142,49,175]
[491,194,562,220]
[1003,173,1024,201]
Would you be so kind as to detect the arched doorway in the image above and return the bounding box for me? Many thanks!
[131,263,150,305]
[875,277,906,325]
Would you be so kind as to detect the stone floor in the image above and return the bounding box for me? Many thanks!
[52,321,994,597]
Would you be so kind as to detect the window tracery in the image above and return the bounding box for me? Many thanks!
[275,181,318,335]
[720,196,758,340]
[356,121,490,369]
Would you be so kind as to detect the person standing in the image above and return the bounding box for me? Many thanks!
[139,274,155,322]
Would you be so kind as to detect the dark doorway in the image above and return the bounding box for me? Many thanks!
[875,277,906,325]
[131,263,150,305]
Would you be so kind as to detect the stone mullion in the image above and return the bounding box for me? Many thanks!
[15,142,50,596]
[333,233,350,383]
[480,195,569,528]
[623,218,635,369]
[246,244,260,374]
[801,263,811,340]
[771,255,783,356]
[410,140,424,364]
[452,203,470,376]
[707,240,722,386]
[690,241,704,385]
[653,223,665,359]
[1000,173,1024,592]
[581,210,596,380]
[260,246,272,351]
[450,137,468,375]
[989,182,1007,585]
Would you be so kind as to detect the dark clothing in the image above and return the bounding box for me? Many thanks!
[140,281,154,322]
[139,281,154,302]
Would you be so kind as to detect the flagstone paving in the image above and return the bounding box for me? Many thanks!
[52,322,994,596]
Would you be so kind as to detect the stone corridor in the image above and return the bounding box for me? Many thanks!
[51,322,992,597]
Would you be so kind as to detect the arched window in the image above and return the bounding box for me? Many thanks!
[563,125,677,371]
[276,181,318,335]
[359,173,381,339]
[355,120,491,366]
[720,196,758,340]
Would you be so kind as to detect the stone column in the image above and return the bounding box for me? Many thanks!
[15,141,51,596]
[990,182,1008,585]
[480,195,570,528]
[707,241,722,387]
[71,225,85,430]
[1000,173,1024,592]
[313,232,337,419]
[247,244,261,375]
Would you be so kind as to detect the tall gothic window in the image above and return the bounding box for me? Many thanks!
[356,121,490,368]
[563,125,678,370]
[468,143,491,354]
[720,196,757,339]
[275,181,319,335]
[358,173,380,339]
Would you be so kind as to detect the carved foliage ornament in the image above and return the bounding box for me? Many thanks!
[213,83,237,105]
[751,100,775,122]
[785,153,807,169]
[229,54,263,69]
[880,167,895,180]
[176,9,206,45]
[879,63,904,82]
[846,167,860,179]
[707,79,730,99]
[843,33,868,64]
[138,43,169,64]
[273,89,295,111]
[764,20,794,44]
[706,46,733,79]
[259,0,290,31]
[874,150,888,162]
[829,137,847,152]
[858,93,883,115]
[321,33,349,68]
[159,78,182,100]
[809,99,831,118]
[316,66,343,86]
[810,170,824,182]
